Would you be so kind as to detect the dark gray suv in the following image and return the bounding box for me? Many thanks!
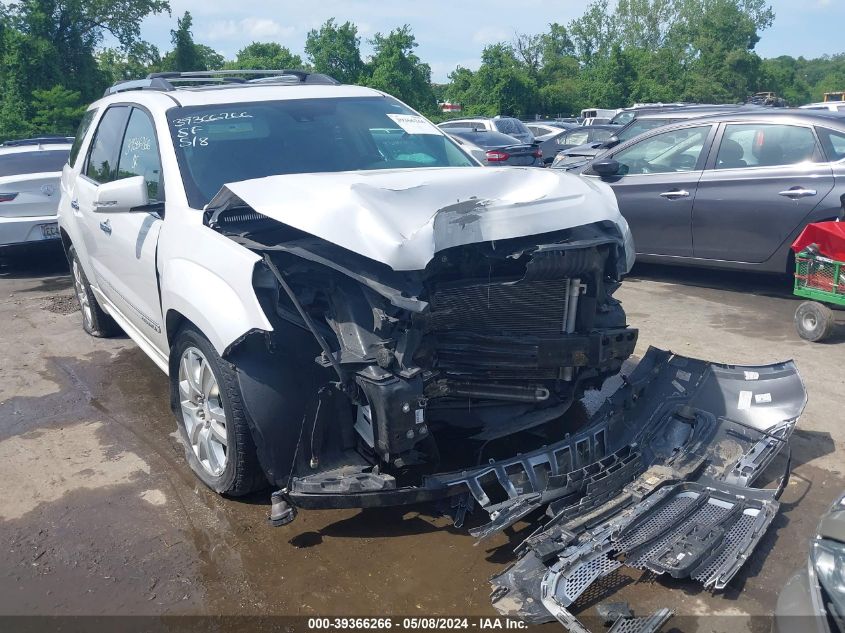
[580,110,845,273]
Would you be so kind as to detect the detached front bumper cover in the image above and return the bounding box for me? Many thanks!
[485,347,805,632]
[277,347,806,633]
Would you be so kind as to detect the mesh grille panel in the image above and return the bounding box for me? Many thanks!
[555,554,621,606]
[624,500,733,569]
[692,512,757,585]
[615,494,699,552]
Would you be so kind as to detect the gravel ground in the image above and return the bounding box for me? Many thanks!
[0,249,842,633]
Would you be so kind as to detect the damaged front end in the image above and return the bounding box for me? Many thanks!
[209,193,637,510]
[206,171,806,632]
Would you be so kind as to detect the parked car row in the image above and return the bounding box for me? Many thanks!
[0,136,73,255]
[560,109,845,273]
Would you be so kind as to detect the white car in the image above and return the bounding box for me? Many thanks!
[800,102,845,113]
[59,70,637,515]
[437,116,535,144]
[0,137,73,253]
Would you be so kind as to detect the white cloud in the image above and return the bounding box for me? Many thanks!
[205,18,295,42]
[471,26,511,46]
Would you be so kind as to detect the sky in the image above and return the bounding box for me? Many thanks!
[133,0,845,82]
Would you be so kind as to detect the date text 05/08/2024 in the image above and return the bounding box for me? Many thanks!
[307,618,527,630]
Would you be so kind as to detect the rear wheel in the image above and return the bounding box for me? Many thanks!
[68,245,120,337]
[170,325,266,496]
[794,301,835,342]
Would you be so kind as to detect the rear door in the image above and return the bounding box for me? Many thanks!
[587,124,716,257]
[692,122,834,263]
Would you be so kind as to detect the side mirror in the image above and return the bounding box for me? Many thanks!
[93,176,148,213]
[592,159,621,178]
[607,136,620,148]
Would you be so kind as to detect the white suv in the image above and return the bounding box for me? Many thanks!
[59,70,636,514]
[0,137,72,253]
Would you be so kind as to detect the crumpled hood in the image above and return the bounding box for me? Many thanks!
[207,166,633,272]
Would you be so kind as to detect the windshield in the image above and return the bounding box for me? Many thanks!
[617,118,681,142]
[168,96,475,208]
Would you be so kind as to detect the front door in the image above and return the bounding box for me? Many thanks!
[79,105,166,349]
[593,124,715,257]
[692,122,834,263]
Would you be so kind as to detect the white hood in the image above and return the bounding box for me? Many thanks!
[209,166,634,272]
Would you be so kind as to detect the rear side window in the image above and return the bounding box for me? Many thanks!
[816,127,845,162]
[495,118,530,136]
[85,106,130,184]
[0,150,70,177]
[561,130,589,146]
[715,124,819,169]
[69,109,97,167]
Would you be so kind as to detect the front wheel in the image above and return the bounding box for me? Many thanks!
[794,301,835,342]
[170,325,266,496]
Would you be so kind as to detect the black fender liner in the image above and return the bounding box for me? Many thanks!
[227,323,334,488]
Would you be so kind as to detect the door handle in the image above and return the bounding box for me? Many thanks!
[659,189,690,200]
[99,219,112,235]
[778,187,817,199]
[70,199,79,210]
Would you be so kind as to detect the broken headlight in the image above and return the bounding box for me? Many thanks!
[812,538,845,630]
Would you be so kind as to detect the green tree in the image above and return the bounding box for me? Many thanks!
[31,85,86,134]
[305,19,364,83]
[97,42,161,83]
[165,11,200,71]
[227,42,302,70]
[365,25,436,113]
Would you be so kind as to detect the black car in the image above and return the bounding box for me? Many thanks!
[447,128,543,166]
[578,109,845,273]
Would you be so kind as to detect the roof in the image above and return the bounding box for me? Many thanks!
[0,140,72,155]
[96,70,386,110]
[2,136,74,147]
[660,108,845,127]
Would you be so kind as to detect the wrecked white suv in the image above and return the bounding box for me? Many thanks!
[60,72,811,629]
[58,70,638,506]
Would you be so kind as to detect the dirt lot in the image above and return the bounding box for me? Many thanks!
[1,248,843,632]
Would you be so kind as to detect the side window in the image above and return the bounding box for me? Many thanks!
[561,130,588,146]
[715,124,819,169]
[611,125,710,175]
[591,129,613,142]
[815,127,845,162]
[117,108,163,201]
[85,106,130,184]
[69,109,97,167]
[495,119,515,134]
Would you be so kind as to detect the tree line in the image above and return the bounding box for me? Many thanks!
[0,0,843,140]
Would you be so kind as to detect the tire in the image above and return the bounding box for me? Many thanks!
[68,245,121,337]
[794,301,835,342]
[170,324,266,496]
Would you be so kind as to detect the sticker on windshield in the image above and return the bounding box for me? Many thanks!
[386,114,440,135]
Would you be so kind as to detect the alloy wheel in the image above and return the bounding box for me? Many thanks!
[178,346,228,477]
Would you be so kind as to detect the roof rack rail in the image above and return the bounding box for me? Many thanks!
[2,136,75,147]
[104,69,341,96]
